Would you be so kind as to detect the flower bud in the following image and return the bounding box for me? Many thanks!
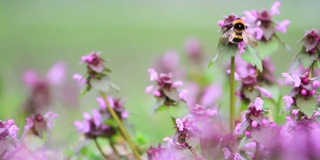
[312,80,320,88]
[301,89,307,96]
[251,121,258,128]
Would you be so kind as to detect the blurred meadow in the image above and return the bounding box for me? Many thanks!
[1,0,320,147]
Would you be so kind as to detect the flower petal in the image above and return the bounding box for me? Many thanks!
[47,62,67,85]
[275,20,290,33]
[270,1,281,15]
[148,68,158,81]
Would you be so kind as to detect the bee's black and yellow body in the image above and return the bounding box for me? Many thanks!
[219,17,258,48]
[231,18,246,43]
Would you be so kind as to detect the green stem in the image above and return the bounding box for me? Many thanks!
[171,116,176,126]
[188,145,199,158]
[309,62,315,78]
[255,141,260,160]
[108,137,120,158]
[230,56,236,133]
[93,138,109,159]
[100,91,142,160]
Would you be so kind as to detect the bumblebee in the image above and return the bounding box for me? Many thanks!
[220,18,258,48]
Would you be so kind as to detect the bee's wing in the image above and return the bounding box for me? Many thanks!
[243,30,258,48]
[220,28,235,44]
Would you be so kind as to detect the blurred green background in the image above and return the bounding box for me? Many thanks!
[1,0,320,148]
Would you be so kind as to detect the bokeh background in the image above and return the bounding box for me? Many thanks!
[1,0,320,149]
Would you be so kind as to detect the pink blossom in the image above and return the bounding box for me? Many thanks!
[172,81,184,87]
[153,90,161,97]
[73,73,86,86]
[46,62,67,85]
[238,41,246,54]
[145,85,154,93]
[270,1,281,15]
[81,51,105,73]
[179,89,189,102]
[148,68,159,81]
[74,120,90,133]
[223,148,231,159]
[254,97,264,111]
[96,97,106,110]
[292,109,299,116]
[312,80,320,88]
[218,20,224,27]
[275,20,290,33]
[23,70,38,86]
[92,109,102,127]
[244,10,258,23]
[176,118,184,132]
[283,95,294,108]
[282,72,301,87]
[251,120,258,128]
[249,27,264,40]
[163,137,175,147]
[23,111,58,138]
[255,86,273,98]
[301,89,307,96]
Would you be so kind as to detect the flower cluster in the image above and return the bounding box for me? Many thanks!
[294,29,320,68]
[244,1,290,41]
[147,104,224,159]
[231,55,273,102]
[146,68,187,111]
[22,62,67,115]
[236,98,274,136]
[282,72,319,118]
[0,119,19,159]
[73,51,118,94]
[23,111,59,139]
[74,96,128,139]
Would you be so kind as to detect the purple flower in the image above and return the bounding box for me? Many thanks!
[81,51,105,73]
[74,109,115,139]
[96,96,129,119]
[244,1,290,41]
[185,38,204,65]
[283,95,294,109]
[237,42,246,54]
[146,68,186,109]
[230,55,273,102]
[22,62,67,115]
[0,119,19,159]
[302,29,320,52]
[282,72,301,87]
[293,29,320,68]
[218,14,237,31]
[153,51,184,78]
[75,51,119,93]
[275,20,290,33]
[0,119,19,141]
[23,111,58,138]
[146,144,166,160]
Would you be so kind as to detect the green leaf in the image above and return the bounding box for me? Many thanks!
[242,46,263,71]
[257,39,279,59]
[91,76,120,92]
[216,42,237,62]
[133,131,148,145]
[208,54,219,68]
[296,97,317,118]
[168,104,189,118]
[154,105,167,112]
[243,89,260,102]
[299,51,318,68]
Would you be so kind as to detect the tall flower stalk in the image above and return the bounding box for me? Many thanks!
[74,51,141,160]
[99,91,141,160]
[230,56,236,132]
